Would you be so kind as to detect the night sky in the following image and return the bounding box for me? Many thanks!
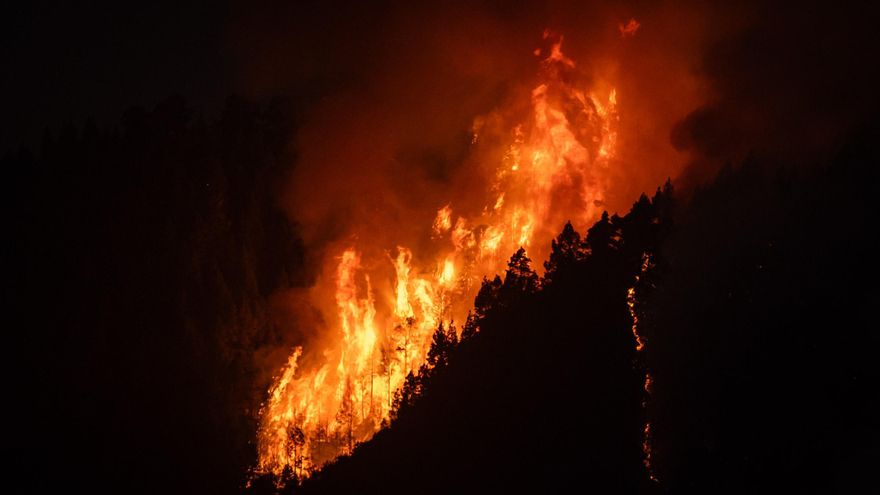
[2,1,423,152]
[2,2,232,151]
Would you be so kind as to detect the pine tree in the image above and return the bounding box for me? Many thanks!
[286,423,306,479]
[544,221,584,284]
[336,379,355,455]
[391,371,422,419]
[461,311,479,340]
[426,321,458,369]
[473,275,503,321]
[502,247,539,295]
[584,211,620,257]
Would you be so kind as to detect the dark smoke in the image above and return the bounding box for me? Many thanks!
[672,3,880,185]
[229,0,880,432]
[248,4,879,490]
[228,0,711,267]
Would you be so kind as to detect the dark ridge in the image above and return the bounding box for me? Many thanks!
[252,184,674,494]
[252,125,880,494]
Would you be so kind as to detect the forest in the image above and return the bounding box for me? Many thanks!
[6,96,877,493]
[256,126,880,494]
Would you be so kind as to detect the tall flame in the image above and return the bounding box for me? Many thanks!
[257,33,624,478]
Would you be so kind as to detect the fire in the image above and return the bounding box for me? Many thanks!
[432,205,452,235]
[437,257,456,288]
[392,247,414,319]
[619,18,641,39]
[627,285,645,351]
[629,254,658,483]
[257,32,626,478]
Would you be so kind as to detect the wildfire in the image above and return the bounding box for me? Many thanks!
[256,32,624,479]
[629,254,659,483]
[432,205,452,236]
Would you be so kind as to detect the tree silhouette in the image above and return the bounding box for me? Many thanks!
[426,321,458,370]
[473,275,502,321]
[287,423,306,479]
[501,247,539,297]
[391,371,422,420]
[288,182,686,494]
[584,211,620,257]
[543,221,584,284]
[460,311,479,341]
[336,379,355,455]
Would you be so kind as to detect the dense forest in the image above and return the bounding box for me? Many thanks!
[252,128,880,493]
[5,96,879,493]
[5,96,308,494]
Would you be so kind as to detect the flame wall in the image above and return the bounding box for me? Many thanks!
[234,0,880,477]
[254,20,701,475]
[236,0,880,481]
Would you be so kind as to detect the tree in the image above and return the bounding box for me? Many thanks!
[378,343,397,411]
[584,211,621,257]
[461,311,479,340]
[543,221,584,284]
[391,371,422,419]
[286,423,306,479]
[502,247,539,295]
[651,178,675,229]
[426,321,458,369]
[473,275,502,321]
[336,379,355,455]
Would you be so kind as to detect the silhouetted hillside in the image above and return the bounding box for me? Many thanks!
[245,184,673,494]
[646,127,880,493]
[6,99,879,494]
[255,126,880,494]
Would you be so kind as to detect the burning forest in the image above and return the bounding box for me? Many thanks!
[256,32,628,477]
[6,2,879,494]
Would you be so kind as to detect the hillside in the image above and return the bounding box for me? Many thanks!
[253,126,880,494]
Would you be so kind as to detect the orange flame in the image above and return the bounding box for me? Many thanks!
[629,254,659,483]
[257,32,624,478]
[432,204,452,236]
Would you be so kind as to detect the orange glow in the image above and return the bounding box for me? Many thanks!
[627,285,645,351]
[438,257,456,288]
[643,421,657,482]
[392,247,414,319]
[432,204,452,235]
[619,18,641,38]
[257,32,627,478]
[630,254,658,483]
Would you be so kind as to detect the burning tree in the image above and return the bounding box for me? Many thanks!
[256,31,629,479]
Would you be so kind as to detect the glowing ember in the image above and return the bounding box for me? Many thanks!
[627,284,645,352]
[256,32,624,478]
[629,254,658,483]
[392,247,414,319]
[619,18,641,39]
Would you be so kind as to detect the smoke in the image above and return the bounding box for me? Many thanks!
[671,2,880,185]
[224,1,716,371]
[225,0,879,383]
[229,1,716,262]
[218,2,880,475]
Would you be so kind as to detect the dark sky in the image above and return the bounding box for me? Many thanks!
[0,0,421,152]
[1,1,230,151]
[4,0,878,165]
